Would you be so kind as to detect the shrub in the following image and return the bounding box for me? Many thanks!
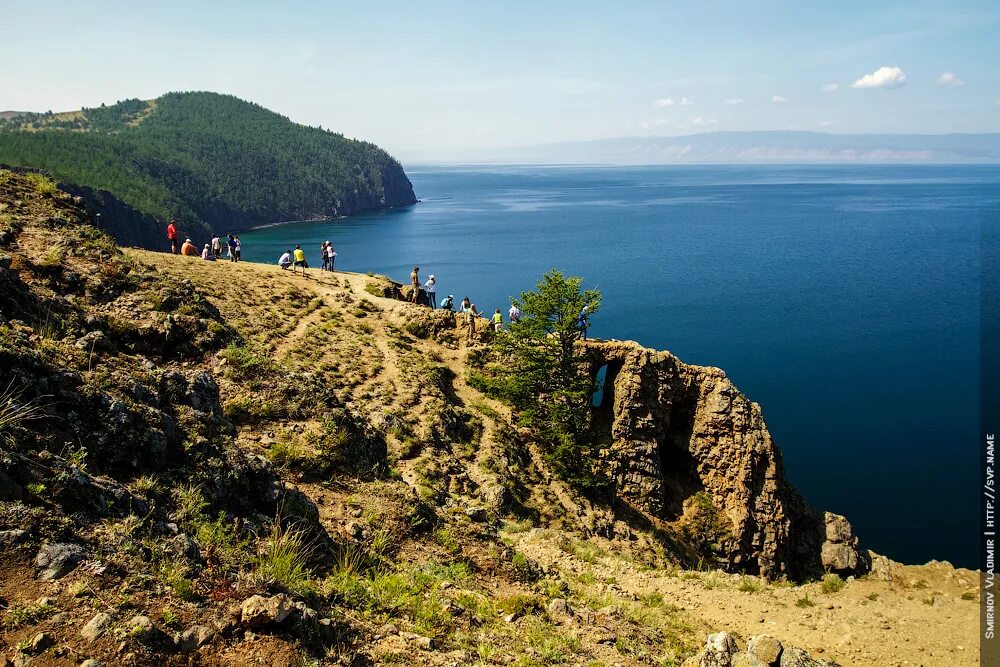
[220,342,274,379]
[821,573,845,594]
[253,524,315,596]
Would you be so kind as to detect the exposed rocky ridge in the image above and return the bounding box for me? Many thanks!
[585,341,867,580]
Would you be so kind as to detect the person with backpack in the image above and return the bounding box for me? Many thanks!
[508,303,521,323]
[424,274,437,309]
[167,219,178,254]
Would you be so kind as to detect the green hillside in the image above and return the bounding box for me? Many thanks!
[0,92,416,240]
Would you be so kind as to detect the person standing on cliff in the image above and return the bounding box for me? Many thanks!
[424,275,437,309]
[492,308,503,332]
[320,241,330,271]
[410,266,421,303]
[508,303,521,323]
[211,234,223,259]
[292,244,308,275]
[226,234,237,262]
[233,235,242,262]
[167,219,178,254]
[467,303,482,341]
[326,241,337,271]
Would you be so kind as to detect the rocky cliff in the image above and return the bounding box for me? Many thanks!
[586,341,867,580]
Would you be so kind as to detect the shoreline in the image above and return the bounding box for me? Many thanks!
[243,200,420,232]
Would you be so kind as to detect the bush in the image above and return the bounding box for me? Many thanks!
[821,573,845,594]
[253,524,315,596]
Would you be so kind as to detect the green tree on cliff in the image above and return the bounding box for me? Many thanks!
[472,270,603,490]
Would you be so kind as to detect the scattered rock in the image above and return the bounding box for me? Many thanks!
[81,612,112,642]
[0,530,27,548]
[79,660,101,667]
[546,598,574,620]
[125,614,155,641]
[465,506,488,522]
[173,625,215,653]
[35,542,85,580]
[400,632,434,650]
[28,632,52,654]
[747,635,783,665]
[75,330,113,352]
[239,594,294,627]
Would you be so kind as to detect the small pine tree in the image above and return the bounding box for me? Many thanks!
[472,270,603,489]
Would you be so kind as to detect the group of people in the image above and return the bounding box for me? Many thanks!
[168,219,242,262]
[277,241,336,275]
[166,221,592,340]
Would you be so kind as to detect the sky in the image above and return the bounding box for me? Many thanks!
[2,0,998,161]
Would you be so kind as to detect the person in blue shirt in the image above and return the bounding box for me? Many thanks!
[578,306,590,340]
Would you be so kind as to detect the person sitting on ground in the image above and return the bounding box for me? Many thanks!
[326,242,337,271]
[508,303,521,323]
[201,243,216,261]
[167,219,179,254]
[440,294,454,311]
[292,244,308,275]
[180,238,197,256]
[410,266,421,303]
[424,274,437,309]
[278,250,293,270]
[492,308,503,332]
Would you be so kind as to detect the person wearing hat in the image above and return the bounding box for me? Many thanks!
[180,238,198,256]
[424,274,437,309]
[440,294,454,311]
[201,243,216,261]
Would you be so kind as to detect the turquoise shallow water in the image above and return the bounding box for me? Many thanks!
[240,164,999,567]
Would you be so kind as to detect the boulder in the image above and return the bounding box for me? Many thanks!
[239,594,294,627]
[820,513,866,576]
[701,631,739,667]
[125,614,155,641]
[28,632,52,654]
[0,530,27,548]
[35,542,85,580]
[81,612,112,642]
[779,647,838,666]
[173,625,215,653]
[747,635,783,665]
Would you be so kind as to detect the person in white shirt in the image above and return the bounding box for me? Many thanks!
[424,275,437,308]
[278,250,292,270]
[508,303,521,323]
[326,241,337,271]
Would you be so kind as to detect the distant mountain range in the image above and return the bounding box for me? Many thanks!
[433,131,1000,165]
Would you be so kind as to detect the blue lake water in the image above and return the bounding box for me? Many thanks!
[240,164,999,568]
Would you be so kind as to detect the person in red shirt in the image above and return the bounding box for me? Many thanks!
[167,219,178,254]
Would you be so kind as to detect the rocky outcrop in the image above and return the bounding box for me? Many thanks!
[683,631,840,667]
[586,340,866,580]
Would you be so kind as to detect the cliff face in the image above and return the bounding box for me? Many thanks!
[587,341,866,580]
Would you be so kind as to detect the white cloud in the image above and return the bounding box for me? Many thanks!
[818,120,832,127]
[653,98,675,108]
[692,116,718,126]
[937,71,964,87]
[821,83,839,92]
[680,97,694,106]
[771,95,788,103]
[723,97,744,105]
[850,66,907,89]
